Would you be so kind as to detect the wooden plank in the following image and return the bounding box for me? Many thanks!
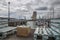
[43,28,48,35]
[48,28,53,36]
[0,24,8,28]
[34,27,39,40]
[51,20,60,22]
[45,28,52,36]
[0,27,16,33]
[39,28,43,35]
[51,23,59,27]
[51,22,60,24]
[51,26,60,34]
[49,28,60,40]
[50,18,60,20]
[49,28,59,36]
[0,20,8,21]
[51,24,60,28]
[34,27,39,35]
[42,28,48,40]
[0,22,8,25]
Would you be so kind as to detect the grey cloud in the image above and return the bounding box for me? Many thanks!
[0,0,60,19]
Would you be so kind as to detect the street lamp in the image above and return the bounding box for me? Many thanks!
[53,7,54,18]
[50,6,54,18]
[8,2,10,26]
[8,2,10,22]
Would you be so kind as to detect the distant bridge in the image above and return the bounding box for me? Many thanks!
[19,19,50,22]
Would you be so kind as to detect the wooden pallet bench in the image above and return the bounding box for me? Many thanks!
[0,19,17,40]
[49,28,60,40]
[0,27,17,39]
[34,27,60,40]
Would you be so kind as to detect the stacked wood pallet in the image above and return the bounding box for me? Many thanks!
[17,25,31,37]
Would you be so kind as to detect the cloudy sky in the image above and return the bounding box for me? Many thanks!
[0,0,59,19]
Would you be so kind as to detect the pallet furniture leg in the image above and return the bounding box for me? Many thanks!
[3,33,7,39]
[55,36,60,40]
[0,33,7,40]
[42,36,48,40]
[34,34,37,40]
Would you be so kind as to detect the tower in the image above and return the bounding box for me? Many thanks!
[31,11,37,20]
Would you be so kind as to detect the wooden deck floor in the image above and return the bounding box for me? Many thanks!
[3,29,54,40]
[5,34,33,40]
[4,29,35,40]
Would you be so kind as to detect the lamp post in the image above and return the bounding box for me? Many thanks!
[8,2,10,26]
[50,6,54,18]
[53,7,54,18]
